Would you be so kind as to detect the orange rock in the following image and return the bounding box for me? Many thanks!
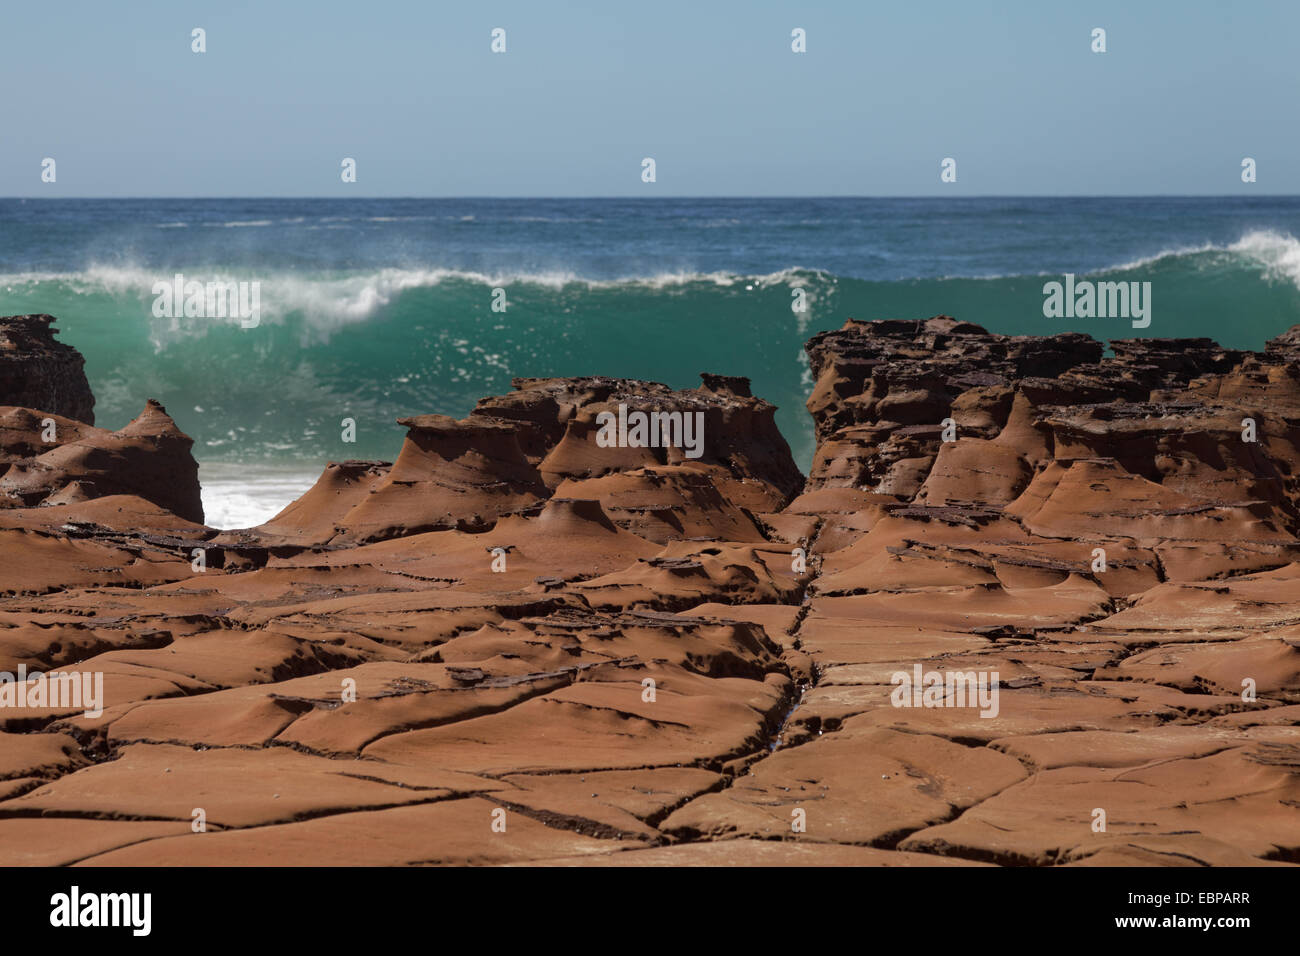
[1,314,1299,867]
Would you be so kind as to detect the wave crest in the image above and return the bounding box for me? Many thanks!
[1227,229,1300,289]
[0,265,830,340]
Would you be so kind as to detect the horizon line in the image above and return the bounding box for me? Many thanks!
[3,194,1297,201]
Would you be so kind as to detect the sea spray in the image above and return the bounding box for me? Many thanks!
[3,197,1299,526]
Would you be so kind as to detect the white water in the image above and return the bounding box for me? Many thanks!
[198,461,319,530]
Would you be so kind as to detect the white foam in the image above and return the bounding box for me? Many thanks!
[1227,229,1300,289]
[939,230,1300,289]
[198,462,319,530]
[1099,230,1300,290]
[0,264,828,337]
[1097,242,1218,273]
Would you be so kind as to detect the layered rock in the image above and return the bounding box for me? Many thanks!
[0,315,95,424]
[0,315,1298,867]
[0,401,203,523]
[226,373,800,547]
[765,316,1300,865]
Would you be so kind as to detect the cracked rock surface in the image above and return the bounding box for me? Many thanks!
[1,313,1298,866]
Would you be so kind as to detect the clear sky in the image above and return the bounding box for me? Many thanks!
[2,0,1296,196]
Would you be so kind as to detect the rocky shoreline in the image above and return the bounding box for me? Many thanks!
[1,313,1298,866]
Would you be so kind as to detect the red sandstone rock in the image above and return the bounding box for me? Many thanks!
[1,399,203,523]
[0,314,1298,867]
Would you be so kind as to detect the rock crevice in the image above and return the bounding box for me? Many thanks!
[0,313,1298,867]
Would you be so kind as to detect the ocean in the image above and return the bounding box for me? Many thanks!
[3,196,1299,528]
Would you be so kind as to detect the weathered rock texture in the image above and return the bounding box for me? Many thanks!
[0,315,95,424]
[0,401,203,524]
[0,314,1298,867]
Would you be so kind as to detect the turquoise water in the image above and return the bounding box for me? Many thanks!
[3,197,1299,525]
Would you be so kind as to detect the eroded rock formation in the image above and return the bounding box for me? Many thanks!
[0,314,1298,866]
[0,400,203,524]
[0,315,95,424]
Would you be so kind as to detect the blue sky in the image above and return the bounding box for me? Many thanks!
[2,0,1296,196]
